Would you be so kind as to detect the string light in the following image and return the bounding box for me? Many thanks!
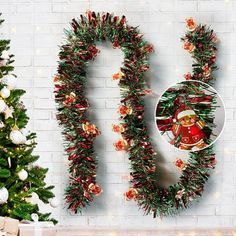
[109,232,117,236]
[107,212,114,222]
[121,174,132,181]
[114,190,121,197]
[35,49,41,55]
[64,159,69,166]
[189,232,196,236]
[11,27,16,33]
[37,69,42,75]
[175,67,180,73]
[139,0,147,6]
[213,231,221,236]
[224,147,231,154]
[213,191,221,199]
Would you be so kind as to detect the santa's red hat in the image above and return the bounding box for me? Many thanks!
[175,105,196,120]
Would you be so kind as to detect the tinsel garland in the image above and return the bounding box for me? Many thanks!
[54,13,217,216]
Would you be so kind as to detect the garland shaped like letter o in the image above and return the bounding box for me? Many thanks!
[54,12,217,216]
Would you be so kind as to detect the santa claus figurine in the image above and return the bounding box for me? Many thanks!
[172,105,208,150]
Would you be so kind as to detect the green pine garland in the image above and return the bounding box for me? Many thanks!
[54,12,217,217]
[0,15,57,224]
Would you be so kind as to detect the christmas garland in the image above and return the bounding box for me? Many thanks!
[54,13,217,216]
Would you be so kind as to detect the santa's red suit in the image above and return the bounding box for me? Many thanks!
[173,121,206,147]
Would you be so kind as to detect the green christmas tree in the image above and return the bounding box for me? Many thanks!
[0,15,57,224]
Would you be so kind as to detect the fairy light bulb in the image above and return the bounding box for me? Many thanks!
[224,147,231,154]
[189,232,196,236]
[109,232,117,236]
[175,67,180,73]
[64,159,69,166]
[213,191,221,199]
[214,231,221,236]
[114,190,120,197]
[37,69,42,75]
[11,27,16,33]
[107,212,114,222]
[36,49,41,55]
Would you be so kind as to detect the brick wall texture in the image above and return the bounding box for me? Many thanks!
[1,0,236,229]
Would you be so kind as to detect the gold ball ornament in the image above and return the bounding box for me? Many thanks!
[0,87,10,98]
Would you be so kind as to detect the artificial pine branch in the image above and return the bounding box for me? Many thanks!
[0,15,57,224]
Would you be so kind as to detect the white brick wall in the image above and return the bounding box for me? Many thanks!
[1,0,236,230]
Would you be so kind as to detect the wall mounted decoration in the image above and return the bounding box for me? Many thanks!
[54,12,218,217]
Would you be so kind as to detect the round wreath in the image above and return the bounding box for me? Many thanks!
[54,13,217,216]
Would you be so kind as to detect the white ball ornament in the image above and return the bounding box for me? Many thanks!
[50,198,59,208]
[0,87,10,98]
[0,99,7,113]
[10,128,26,145]
[1,50,10,60]
[20,134,27,144]
[0,187,9,204]
[0,121,5,129]
[18,169,28,181]
[2,76,17,90]
[31,213,39,223]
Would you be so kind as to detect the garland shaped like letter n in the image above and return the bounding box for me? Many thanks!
[54,12,217,217]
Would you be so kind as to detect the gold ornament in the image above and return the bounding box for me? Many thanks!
[0,87,10,98]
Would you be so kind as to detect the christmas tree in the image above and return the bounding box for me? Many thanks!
[0,15,57,223]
